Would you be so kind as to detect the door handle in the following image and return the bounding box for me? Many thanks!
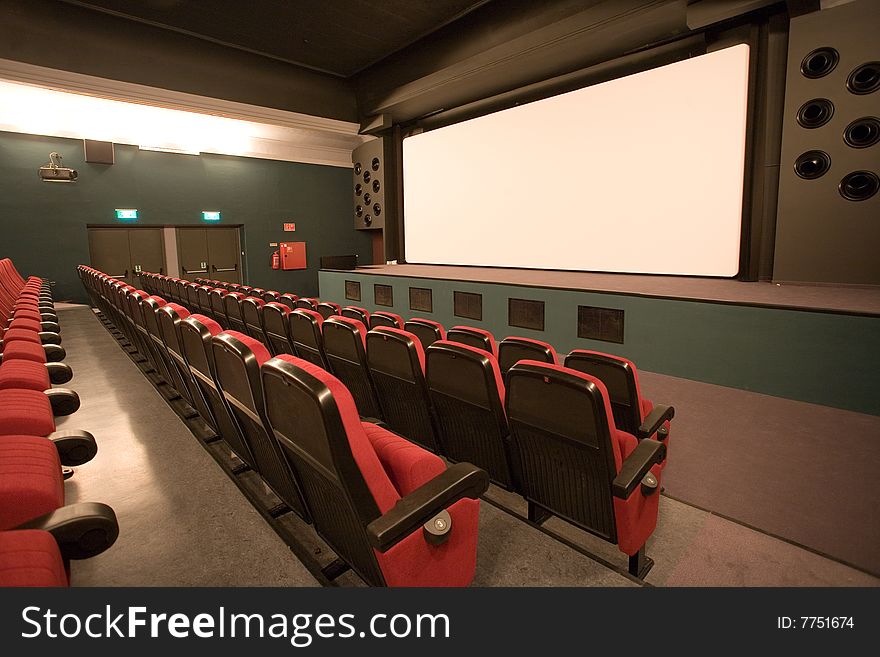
[182,267,208,274]
[212,264,238,273]
[109,270,128,278]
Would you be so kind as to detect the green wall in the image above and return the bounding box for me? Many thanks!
[320,270,880,416]
[0,131,371,302]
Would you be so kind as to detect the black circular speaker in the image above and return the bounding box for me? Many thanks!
[371,157,380,171]
[363,170,371,183]
[838,170,879,201]
[355,205,363,217]
[373,203,382,215]
[363,193,372,205]
[354,183,362,196]
[800,47,839,79]
[794,150,831,179]
[847,62,880,95]
[354,162,362,175]
[844,117,880,148]
[797,99,834,128]
[372,179,380,193]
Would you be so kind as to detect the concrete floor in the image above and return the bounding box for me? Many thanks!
[55,305,879,587]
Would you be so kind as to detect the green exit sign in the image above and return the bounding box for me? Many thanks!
[202,211,221,222]
[115,208,138,220]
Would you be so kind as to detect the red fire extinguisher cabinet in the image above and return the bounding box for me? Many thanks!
[280,242,307,270]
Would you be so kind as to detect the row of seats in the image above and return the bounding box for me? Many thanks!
[80,266,487,587]
[0,259,119,587]
[105,270,672,579]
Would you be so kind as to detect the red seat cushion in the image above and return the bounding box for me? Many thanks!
[0,530,68,587]
[0,340,46,363]
[12,309,44,323]
[0,435,64,530]
[7,318,42,333]
[0,389,55,435]
[0,360,50,391]
[2,328,42,344]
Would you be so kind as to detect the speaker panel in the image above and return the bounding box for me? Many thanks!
[773,0,880,285]
[352,138,394,231]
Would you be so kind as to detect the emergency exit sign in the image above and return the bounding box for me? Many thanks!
[283,223,296,231]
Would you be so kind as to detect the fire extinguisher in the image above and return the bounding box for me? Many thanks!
[271,249,280,270]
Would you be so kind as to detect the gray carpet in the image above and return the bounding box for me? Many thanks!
[640,370,880,577]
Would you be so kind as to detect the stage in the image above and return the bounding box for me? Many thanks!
[351,264,880,316]
[319,264,880,416]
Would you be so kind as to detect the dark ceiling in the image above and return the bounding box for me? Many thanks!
[60,0,492,78]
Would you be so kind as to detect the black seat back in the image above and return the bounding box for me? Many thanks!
[223,292,247,334]
[564,351,641,435]
[425,341,513,488]
[278,293,299,310]
[240,296,266,341]
[261,302,296,356]
[179,314,253,462]
[289,309,329,368]
[341,306,369,325]
[370,311,402,330]
[261,355,387,585]
[446,326,497,356]
[497,337,558,377]
[322,317,381,418]
[208,288,229,329]
[211,331,307,518]
[506,361,620,543]
[366,327,440,452]
[403,318,445,352]
[317,302,341,320]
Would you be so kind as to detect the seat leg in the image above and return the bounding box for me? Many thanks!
[628,546,654,579]
[528,501,553,525]
[321,558,351,582]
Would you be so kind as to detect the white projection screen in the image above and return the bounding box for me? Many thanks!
[403,44,751,277]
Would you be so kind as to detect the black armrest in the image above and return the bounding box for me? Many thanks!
[45,388,81,416]
[16,502,118,560]
[46,362,73,384]
[40,312,58,322]
[43,343,66,362]
[38,301,54,310]
[48,429,97,466]
[362,417,390,429]
[366,463,489,553]
[38,331,61,345]
[637,404,675,440]
[41,320,61,333]
[612,439,666,499]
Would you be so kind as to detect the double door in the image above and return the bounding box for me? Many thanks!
[87,227,166,286]
[176,227,242,283]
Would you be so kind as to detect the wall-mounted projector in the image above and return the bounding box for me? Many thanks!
[39,152,78,183]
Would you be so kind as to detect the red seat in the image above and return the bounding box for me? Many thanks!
[261,354,487,586]
[0,388,55,435]
[505,361,666,578]
[341,306,370,326]
[0,435,64,530]
[179,314,253,462]
[0,359,51,391]
[425,340,513,488]
[0,530,68,587]
[447,325,497,357]
[289,309,329,369]
[370,312,403,330]
[317,301,342,320]
[322,317,382,418]
[564,350,674,466]
[497,336,558,376]
[366,327,440,453]
[211,331,308,519]
[403,318,445,352]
